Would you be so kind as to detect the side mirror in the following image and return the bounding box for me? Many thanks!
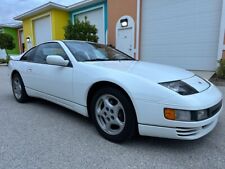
[46,55,69,67]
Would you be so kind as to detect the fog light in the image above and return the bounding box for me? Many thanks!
[196,110,208,121]
[175,110,191,121]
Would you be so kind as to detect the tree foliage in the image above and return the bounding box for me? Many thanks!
[217,59,225,79]
[64,16,99,42]
[0,33,15,52]
[0,33,15,63]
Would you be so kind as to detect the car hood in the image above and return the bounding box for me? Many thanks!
[87,61,194,83]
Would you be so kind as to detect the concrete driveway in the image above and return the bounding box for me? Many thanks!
[0,66,225,169]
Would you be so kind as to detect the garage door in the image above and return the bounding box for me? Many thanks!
[34,16,52,45]
[76,8,105,44]
[141,0,222,70]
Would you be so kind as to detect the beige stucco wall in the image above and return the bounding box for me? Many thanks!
[107,0,137,48]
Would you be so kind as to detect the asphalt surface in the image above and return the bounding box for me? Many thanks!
[0,66,225,169]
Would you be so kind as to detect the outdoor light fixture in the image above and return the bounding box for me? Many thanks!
[120,18,128,27]
[26,37,31,43]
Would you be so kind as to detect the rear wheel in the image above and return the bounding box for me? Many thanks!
[12,73,29,103]
[90,87,137,143]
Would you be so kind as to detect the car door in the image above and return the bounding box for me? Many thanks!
[25,42,73,102]
[19,47,37,88]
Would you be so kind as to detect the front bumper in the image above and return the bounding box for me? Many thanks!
[134,84,223,140]
[138,110,220,140]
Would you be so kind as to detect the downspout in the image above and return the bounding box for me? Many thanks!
[217,0,225,61]
[136,0,141,60]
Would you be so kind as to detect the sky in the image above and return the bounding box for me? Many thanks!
[0,0,82,24]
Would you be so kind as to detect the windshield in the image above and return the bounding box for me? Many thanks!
[63,41,134,62]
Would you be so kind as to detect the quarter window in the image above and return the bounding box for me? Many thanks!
[20,47,36,62]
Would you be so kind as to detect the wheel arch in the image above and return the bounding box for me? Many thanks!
[11,70,21,81]
[87,81,137,120]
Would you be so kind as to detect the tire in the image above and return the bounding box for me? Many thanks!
[90,87,137,143]
[11,73,29,103]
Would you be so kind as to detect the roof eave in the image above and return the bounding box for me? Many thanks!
[68,0,105,11]
[14,2,68,21]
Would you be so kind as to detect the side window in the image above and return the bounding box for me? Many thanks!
[34,43,69,64]
[20,47,37,62]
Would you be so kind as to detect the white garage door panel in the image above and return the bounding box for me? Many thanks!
[77,8,105,44]
[34,16,52,45]
[141,0,222,70]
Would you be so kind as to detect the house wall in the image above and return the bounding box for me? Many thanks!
[23,12,50,49]
[107,0,137,48]
[22,10,69,50]
[23,18,35,49]
[3,27,20,54]
[51,9,69,40]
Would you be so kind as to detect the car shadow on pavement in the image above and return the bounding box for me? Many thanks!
[11,96,216,152]
[29,97,91,123]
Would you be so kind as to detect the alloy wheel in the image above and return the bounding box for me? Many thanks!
[12,77,22,99]
[95,94,126,135]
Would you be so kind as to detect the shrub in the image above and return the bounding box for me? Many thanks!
[216,59,225,79]
[0,33,15,64]
[64,17,99,42]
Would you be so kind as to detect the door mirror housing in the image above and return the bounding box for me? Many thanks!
[46,55,69,67]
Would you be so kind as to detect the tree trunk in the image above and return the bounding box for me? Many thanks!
[5,49,10,64]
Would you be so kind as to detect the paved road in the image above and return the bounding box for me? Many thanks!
[0,66,225,169]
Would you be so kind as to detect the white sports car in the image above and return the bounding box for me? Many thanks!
[9,40,223,142]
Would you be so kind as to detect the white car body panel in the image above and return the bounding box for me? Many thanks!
[8,40,223,140]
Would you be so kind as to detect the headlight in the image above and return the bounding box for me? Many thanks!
[164,108,208,121]
[159,80,198,95]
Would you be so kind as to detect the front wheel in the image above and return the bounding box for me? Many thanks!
[90,87,137,143]
[12,73,29,103]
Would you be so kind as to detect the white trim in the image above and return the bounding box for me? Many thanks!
[69,0,96,10]
[71,4,104,23]
[136,0,141,60]
[218,0,225,60]
[71,4,106,44]
[105,29,108,44]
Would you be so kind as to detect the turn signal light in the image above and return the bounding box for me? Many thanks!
[164,108,176,120]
